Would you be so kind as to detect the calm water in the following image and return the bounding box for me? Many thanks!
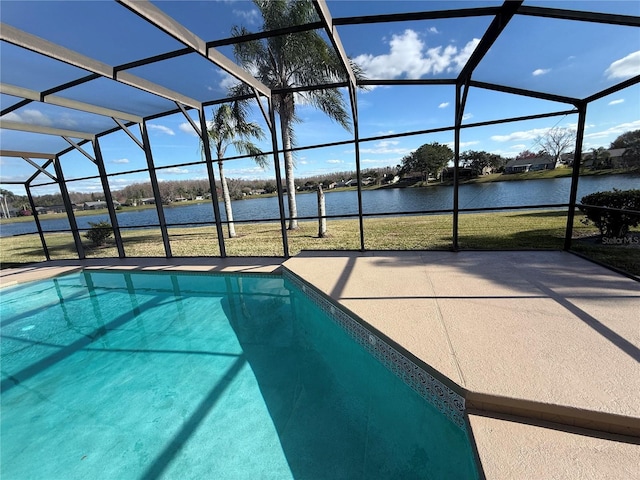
[1,175,637,237]
[1,271,478,479]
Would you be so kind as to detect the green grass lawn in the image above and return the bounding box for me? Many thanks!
[1,210,637,277]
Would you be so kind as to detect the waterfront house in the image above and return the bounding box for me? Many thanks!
[83,201,121,210]
[504,156,556,174]
[581,148,628,169]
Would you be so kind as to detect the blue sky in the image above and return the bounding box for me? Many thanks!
[1,0,639,196]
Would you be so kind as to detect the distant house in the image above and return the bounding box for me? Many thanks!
[504,156,556,174]
[382,174,399,185]
[441,167,474,180]
[83,201,107,210]
[326,182,337,189]
[83,201,120,210]
[140,197,156,205]
[35,205,65,215]
[173,196,187,202]
[362,177,376,186]
[581,148,627,169]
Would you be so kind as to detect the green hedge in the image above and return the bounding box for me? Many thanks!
[579,189,640,237]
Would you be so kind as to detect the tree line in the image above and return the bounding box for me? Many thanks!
[398,129,640,181]
[1,128,637,216]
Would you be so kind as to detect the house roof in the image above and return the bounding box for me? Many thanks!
[505,156,555,168]
[582,148,627,159]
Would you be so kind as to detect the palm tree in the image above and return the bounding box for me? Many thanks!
[0,188,14,219]
[231,0,361,230]
[590,147,611,170]
[206,103,266,238]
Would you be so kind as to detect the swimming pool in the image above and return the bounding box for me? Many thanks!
[1,269,479,479]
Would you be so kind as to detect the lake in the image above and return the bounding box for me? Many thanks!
[1,175,638,237]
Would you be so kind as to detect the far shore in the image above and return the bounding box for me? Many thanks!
[1,167,637,225]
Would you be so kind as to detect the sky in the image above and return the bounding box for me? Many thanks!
[1,0,639,196]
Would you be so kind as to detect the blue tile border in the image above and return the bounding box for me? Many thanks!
[283,269,466,430]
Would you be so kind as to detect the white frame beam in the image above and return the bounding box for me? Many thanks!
[117,0,272,98]
[0,22,201,109]
[0,120,95,140]
[0,150,56,159]
[1,83,143,123]
[313,0,357,88]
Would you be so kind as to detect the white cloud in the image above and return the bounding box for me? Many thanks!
[111,158,130,164]
[607,99,624,106]
[428,27,439,34]
[353,29,480,79]
[491,148,528,158]
[179,122,198,136]
[107,177,150,191]
[148,124,175,136]
[584,119,640,139]
[3,109,53,126]
[218,70,239,90]
[511,144,527,150]
[361,158,399,165]
[326,159,343,164]
[445,140,479,149]
[532,68,550,76]
[605,50,640,79]
[224,165,268,178]
[233,8,260,25]
[491,127,555,142]
[462,113,473,121]
[69,180,103,192]
[358,140,410,155]
[438,102,449,108]
[162,167,190,175]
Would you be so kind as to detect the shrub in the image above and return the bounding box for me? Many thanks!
[579,189,640,237]
[84,220,113,247]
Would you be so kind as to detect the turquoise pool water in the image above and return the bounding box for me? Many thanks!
[1,270,479,479]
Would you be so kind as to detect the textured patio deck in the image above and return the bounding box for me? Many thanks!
[284,251,640,479]
[2,251,639,478]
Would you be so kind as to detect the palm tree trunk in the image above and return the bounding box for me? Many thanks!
[218,160,236,238]
[0,196,8,218]
[280,112,298,230]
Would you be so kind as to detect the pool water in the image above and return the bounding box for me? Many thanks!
[1,270,479,479]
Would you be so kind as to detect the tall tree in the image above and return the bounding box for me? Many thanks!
[0,189,13,218]
[590,147,611,170]
[610,130,640,168]
[206,103,266,238]
[516,150,538,160]
[534,126,576,164]
[610,129,640,149]
[231,0,362,230]
[460,150,506,176]
[400,142,453,181]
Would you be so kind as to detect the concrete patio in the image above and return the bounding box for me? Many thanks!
[2,251,639,478]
